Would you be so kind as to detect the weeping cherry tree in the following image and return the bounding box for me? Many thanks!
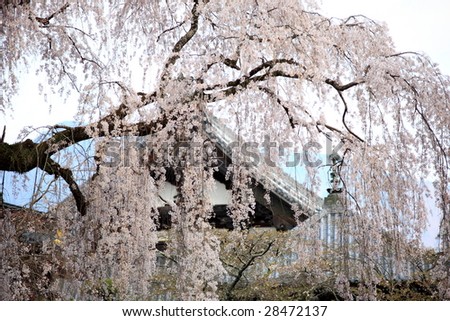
[0,0,448,299]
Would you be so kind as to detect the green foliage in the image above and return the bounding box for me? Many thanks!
[86,278,120,301]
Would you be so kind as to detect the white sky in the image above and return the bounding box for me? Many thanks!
[320,0,450,74]
[2,0,448,247]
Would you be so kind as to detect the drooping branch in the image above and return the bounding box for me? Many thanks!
[0,90,161,215]
[257,85,360,145]
[401,78,448,170]
[40,157,87,215]
[0,137,87,214]
[157,20,186,42]
[326,85,365,143]
[64,33,102,68]
[257,86,297,129]
[338,91,364,143]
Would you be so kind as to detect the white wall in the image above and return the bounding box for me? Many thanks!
[157,181,231,207]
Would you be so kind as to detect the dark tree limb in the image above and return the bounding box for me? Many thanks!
[325,78,365,91]
[257,86,297,129]
[0,126,5,143]
[32,3,70,26]
[338,91,364,143]
[160,0,208,84]
[205,57,365,107]
[222,57,240,70]
[206,58,303,92]
[257,85,360,145]
[401,78,448,169]
[326,87,365,143]
[225,240,274,300]
[0,137,87,214]
[39,157,87,215]
[157,20,186,42]
[0,90,161,215]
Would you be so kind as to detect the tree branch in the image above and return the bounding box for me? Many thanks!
[331,88,365,143]
[33,3,70,26]
[157,20,186,42]
[257,86,297,129]
[0,126,5,143]
[0,91,160,215]
[0,138,87,214]
[39,157,87,216]
[160,0,207,81]
[225,240,274,299]
[257,85,359,145]
[402,78,448,170]
[207,58,365,105]
[325,78,365,91]
[207,58,303,92]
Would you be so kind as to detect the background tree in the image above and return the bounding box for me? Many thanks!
[1,0,448,299]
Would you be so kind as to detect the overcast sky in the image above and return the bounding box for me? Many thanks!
[320,0,450,74]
